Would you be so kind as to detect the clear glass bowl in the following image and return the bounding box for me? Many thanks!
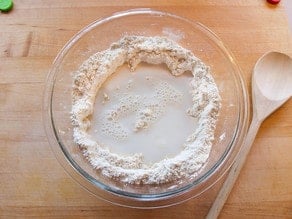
[43,9,249,208]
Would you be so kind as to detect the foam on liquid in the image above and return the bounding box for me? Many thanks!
[88,63,198,164]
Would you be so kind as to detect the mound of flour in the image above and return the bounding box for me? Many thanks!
[71,36,221,184]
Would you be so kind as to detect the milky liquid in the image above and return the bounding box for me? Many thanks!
[88,63,198,164]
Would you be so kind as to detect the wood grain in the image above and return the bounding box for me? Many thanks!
[1,0,292,218]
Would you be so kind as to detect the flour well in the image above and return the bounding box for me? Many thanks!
[71,36,221,184]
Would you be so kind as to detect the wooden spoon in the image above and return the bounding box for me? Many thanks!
[206,52,292,219]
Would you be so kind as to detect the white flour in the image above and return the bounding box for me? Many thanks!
[71,36,221,184]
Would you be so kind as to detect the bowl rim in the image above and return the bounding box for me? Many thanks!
[43,8,250,208]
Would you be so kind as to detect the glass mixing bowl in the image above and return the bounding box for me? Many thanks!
[43,9,249,208]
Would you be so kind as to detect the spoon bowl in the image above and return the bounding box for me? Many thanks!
[254,52,292,101]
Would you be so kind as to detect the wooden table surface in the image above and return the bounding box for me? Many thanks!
[1,0,291,218]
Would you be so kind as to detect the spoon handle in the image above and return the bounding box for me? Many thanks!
[206,118,262,219]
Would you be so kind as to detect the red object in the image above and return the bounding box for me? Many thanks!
[267,0,281,5]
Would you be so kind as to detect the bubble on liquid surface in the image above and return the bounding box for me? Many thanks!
[100,81,183,136]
